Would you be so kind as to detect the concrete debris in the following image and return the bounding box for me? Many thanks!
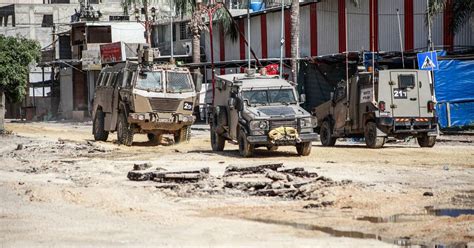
[423,191,434,197]
[127,167,210,183]
[133,163,153,171]
[224,163,283,176]
[127,162,349,200]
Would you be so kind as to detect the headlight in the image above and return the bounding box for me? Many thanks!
[299,117,312,128]
[138,114,145,121]
[250,120,269,130]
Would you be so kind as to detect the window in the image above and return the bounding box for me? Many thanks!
[87,26,112,44]
[41,14,53,27]
[398,74,415,89]
[107,72,118,86]
[96,73,103,87]
[51,0,70,3]
[124,70,134,87]
[136,71,163,92]
[167,72,193,93]
[179,22,191,40]
[101,73,110,86]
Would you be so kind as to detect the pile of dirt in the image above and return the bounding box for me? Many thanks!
[127,163,351,200]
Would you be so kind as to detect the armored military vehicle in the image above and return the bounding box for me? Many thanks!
[313,69,438,148]
[209,70,318,157]
[92,60,199,146]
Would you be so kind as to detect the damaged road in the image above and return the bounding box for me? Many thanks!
[0,121,473,247]
[128,162,351,200]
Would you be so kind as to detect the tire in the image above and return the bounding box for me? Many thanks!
[238,131,254,157]
[174,125,191,144]
[93,109,109,141]
[147,133,162,145]
[296,142,312,156]
[417,134,436,148]
[364,122,385,148]
[320,121,336,146]
[210,124,225,151]
[117,112,133,146]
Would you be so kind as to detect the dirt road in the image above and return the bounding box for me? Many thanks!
[1,121,473,247]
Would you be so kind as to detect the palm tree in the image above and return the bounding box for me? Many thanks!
[122,0,237,65]
[290,0,299,84]
[427,0,473,34]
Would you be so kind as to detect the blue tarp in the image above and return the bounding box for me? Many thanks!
[434,59,474,128]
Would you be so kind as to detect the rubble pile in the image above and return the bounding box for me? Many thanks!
[127,162,350,200]
[222,163,346,200]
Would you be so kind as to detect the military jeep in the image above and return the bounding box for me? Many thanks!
[209,70,318,157]
[92,61,199,145]
[313,69,438,148]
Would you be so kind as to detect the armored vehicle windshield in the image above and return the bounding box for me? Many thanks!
[242,88,297,105]
[136,71,163,92]
[166,71,194,93]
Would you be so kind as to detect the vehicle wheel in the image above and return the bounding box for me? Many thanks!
[417,134,436,148]
[147,133,162,145]
[210,124,225,151]
[174,125,191,144]
[117,112,133,146]
[296,142,312,156]
[364,122,385,148]
[267,145,278,151]
[320,121,337,146]
[238,131,254,157]
[93,109,109,141]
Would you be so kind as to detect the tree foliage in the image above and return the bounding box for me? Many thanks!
[0,35,40,103]
[427,0,473,34]
[121,0,238,42]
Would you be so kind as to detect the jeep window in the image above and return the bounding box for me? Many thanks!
[123,70,134,87]
[108,72,118,87]
[101,73,110,87]
[167,72,193,93]
[398,74,415,89]
[268,89,297,104]
[96,73,103,87]
[242,89,296,105]
[135,71,163,92]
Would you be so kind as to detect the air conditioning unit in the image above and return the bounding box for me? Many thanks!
[183,42,192,56]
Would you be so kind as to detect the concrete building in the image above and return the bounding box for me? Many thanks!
[201,0,473,79]
[0,0,143,119]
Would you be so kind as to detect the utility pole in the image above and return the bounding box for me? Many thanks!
[279,0,284,78]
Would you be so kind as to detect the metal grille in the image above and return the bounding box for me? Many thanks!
[270,120,297,130]
[149,98,181,112]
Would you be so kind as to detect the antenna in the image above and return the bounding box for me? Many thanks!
[247,0,251,70]
[396,9,405,68]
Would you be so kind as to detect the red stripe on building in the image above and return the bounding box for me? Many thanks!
[284,9,291,58]
[404,0,414,51]
[310,3,318,56]
[369,0,379,51]
[238,19,245,60]
[443,0,454,51]
[338,0,346,53]
[219,25,225,75]
[260,14,268,58]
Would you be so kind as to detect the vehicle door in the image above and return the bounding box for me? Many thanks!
[332,83,348,131]
[389,71,420,117]
[109,70,124,130]
[101,72,118,113]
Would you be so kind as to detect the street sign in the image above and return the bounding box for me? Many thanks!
[417,51,439,71]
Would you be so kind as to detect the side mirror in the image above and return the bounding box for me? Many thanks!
[193,72,203,92]
[237,99,245,111]
[299,94,306,103]
[228,97,236,110]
